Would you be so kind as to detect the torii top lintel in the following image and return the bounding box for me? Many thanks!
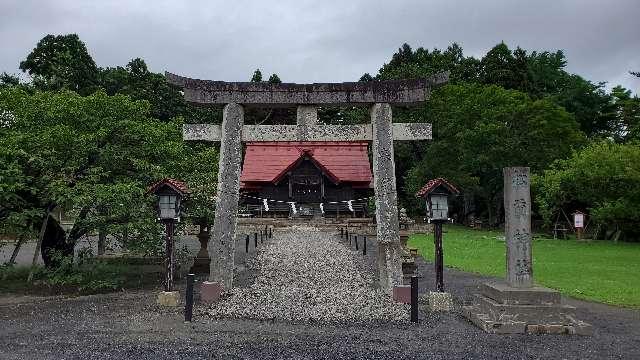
[165,71,449,107]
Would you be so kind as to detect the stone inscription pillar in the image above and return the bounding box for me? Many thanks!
[461,167,592,334]
[209,103,244,290]
[503,167,533,288]
[371,103,402,293]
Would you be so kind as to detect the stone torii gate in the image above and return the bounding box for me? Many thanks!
[167,72,448,298]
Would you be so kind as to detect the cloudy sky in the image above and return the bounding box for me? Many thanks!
[1,0,638,91]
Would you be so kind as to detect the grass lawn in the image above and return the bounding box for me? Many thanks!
[408,225,640,308]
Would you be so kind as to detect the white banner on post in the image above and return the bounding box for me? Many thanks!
[288,202,297,215]
[347,200,354,212]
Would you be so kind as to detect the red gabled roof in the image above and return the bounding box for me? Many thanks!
[147,178,190,195]
[240,142,372,188]
[416,178,459,198]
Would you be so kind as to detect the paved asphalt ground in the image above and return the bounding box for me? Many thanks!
[1,228,639,359]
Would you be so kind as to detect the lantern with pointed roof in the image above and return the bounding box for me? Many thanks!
[416,178,460,222]
[147,178,190,221]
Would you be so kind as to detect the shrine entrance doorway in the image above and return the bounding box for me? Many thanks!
[290,158,323,204]
[291,175,321,203]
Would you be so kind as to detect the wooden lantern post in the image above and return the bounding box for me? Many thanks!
[147,179,189,293]
[416,178,460,292]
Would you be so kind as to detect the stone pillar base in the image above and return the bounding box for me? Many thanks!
[463,282,593,335]
[428,291,453,311]
[377,242,402,293]
[392,285,411,304]
[157,291,180,307]
[200,281,224,304]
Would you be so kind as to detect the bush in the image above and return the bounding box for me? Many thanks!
[534,141,640,241]
[0,250,154,295]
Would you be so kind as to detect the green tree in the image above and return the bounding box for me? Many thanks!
[520,50,567,98]
[0,72,21,87]
[359,73,374,82]
[477,44,613,137]
[251,69,263,82]
[99,58,187,121]
[479,42,520,89]
[0,88,201,264]
[268,74,282,84]
[534,141,640,241]
[403,84,586,223]
[378,42,613,137]
[603,86,640,142]
[377,43,479,84]
[552,75,612,137]
[179,145,219,231]
[367,42,626,219]
[19,34,99,95]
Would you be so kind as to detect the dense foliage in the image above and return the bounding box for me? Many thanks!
[372,43,638,236]
[534,142,640,241]
[403,84,585,224]
[19,34,100,96]
[0,87,217,262]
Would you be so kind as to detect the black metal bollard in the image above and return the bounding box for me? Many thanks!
[355,235,359,250]
[260,230,263,243]
[411,276,419,323]
[185,273,195,322]
[269,227,272,239]
[264,225,268,239]
[340,228,344,238]
[254,232,258,248]
[434,221,444,292]
[345,229,349,242]
[362,236,367,255]
[245,235,249,253]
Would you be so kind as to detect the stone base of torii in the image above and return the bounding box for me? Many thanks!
[167,72,448,301]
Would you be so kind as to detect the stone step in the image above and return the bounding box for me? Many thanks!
[474,294,576,324]
[462,306,526,334]
[481,282,561,305]
[462,305,593,335]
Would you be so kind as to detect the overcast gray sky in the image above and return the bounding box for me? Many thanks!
[1,0,638,91]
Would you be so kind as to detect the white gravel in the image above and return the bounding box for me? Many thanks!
[207,226,409,323]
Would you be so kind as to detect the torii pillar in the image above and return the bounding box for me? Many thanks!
[209,103,244,290]
[371,103,402,290]
[167,72,448,300]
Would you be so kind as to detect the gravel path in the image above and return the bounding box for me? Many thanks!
[208,227,408,322]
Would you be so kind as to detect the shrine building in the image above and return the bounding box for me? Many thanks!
[240,141,373,217]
